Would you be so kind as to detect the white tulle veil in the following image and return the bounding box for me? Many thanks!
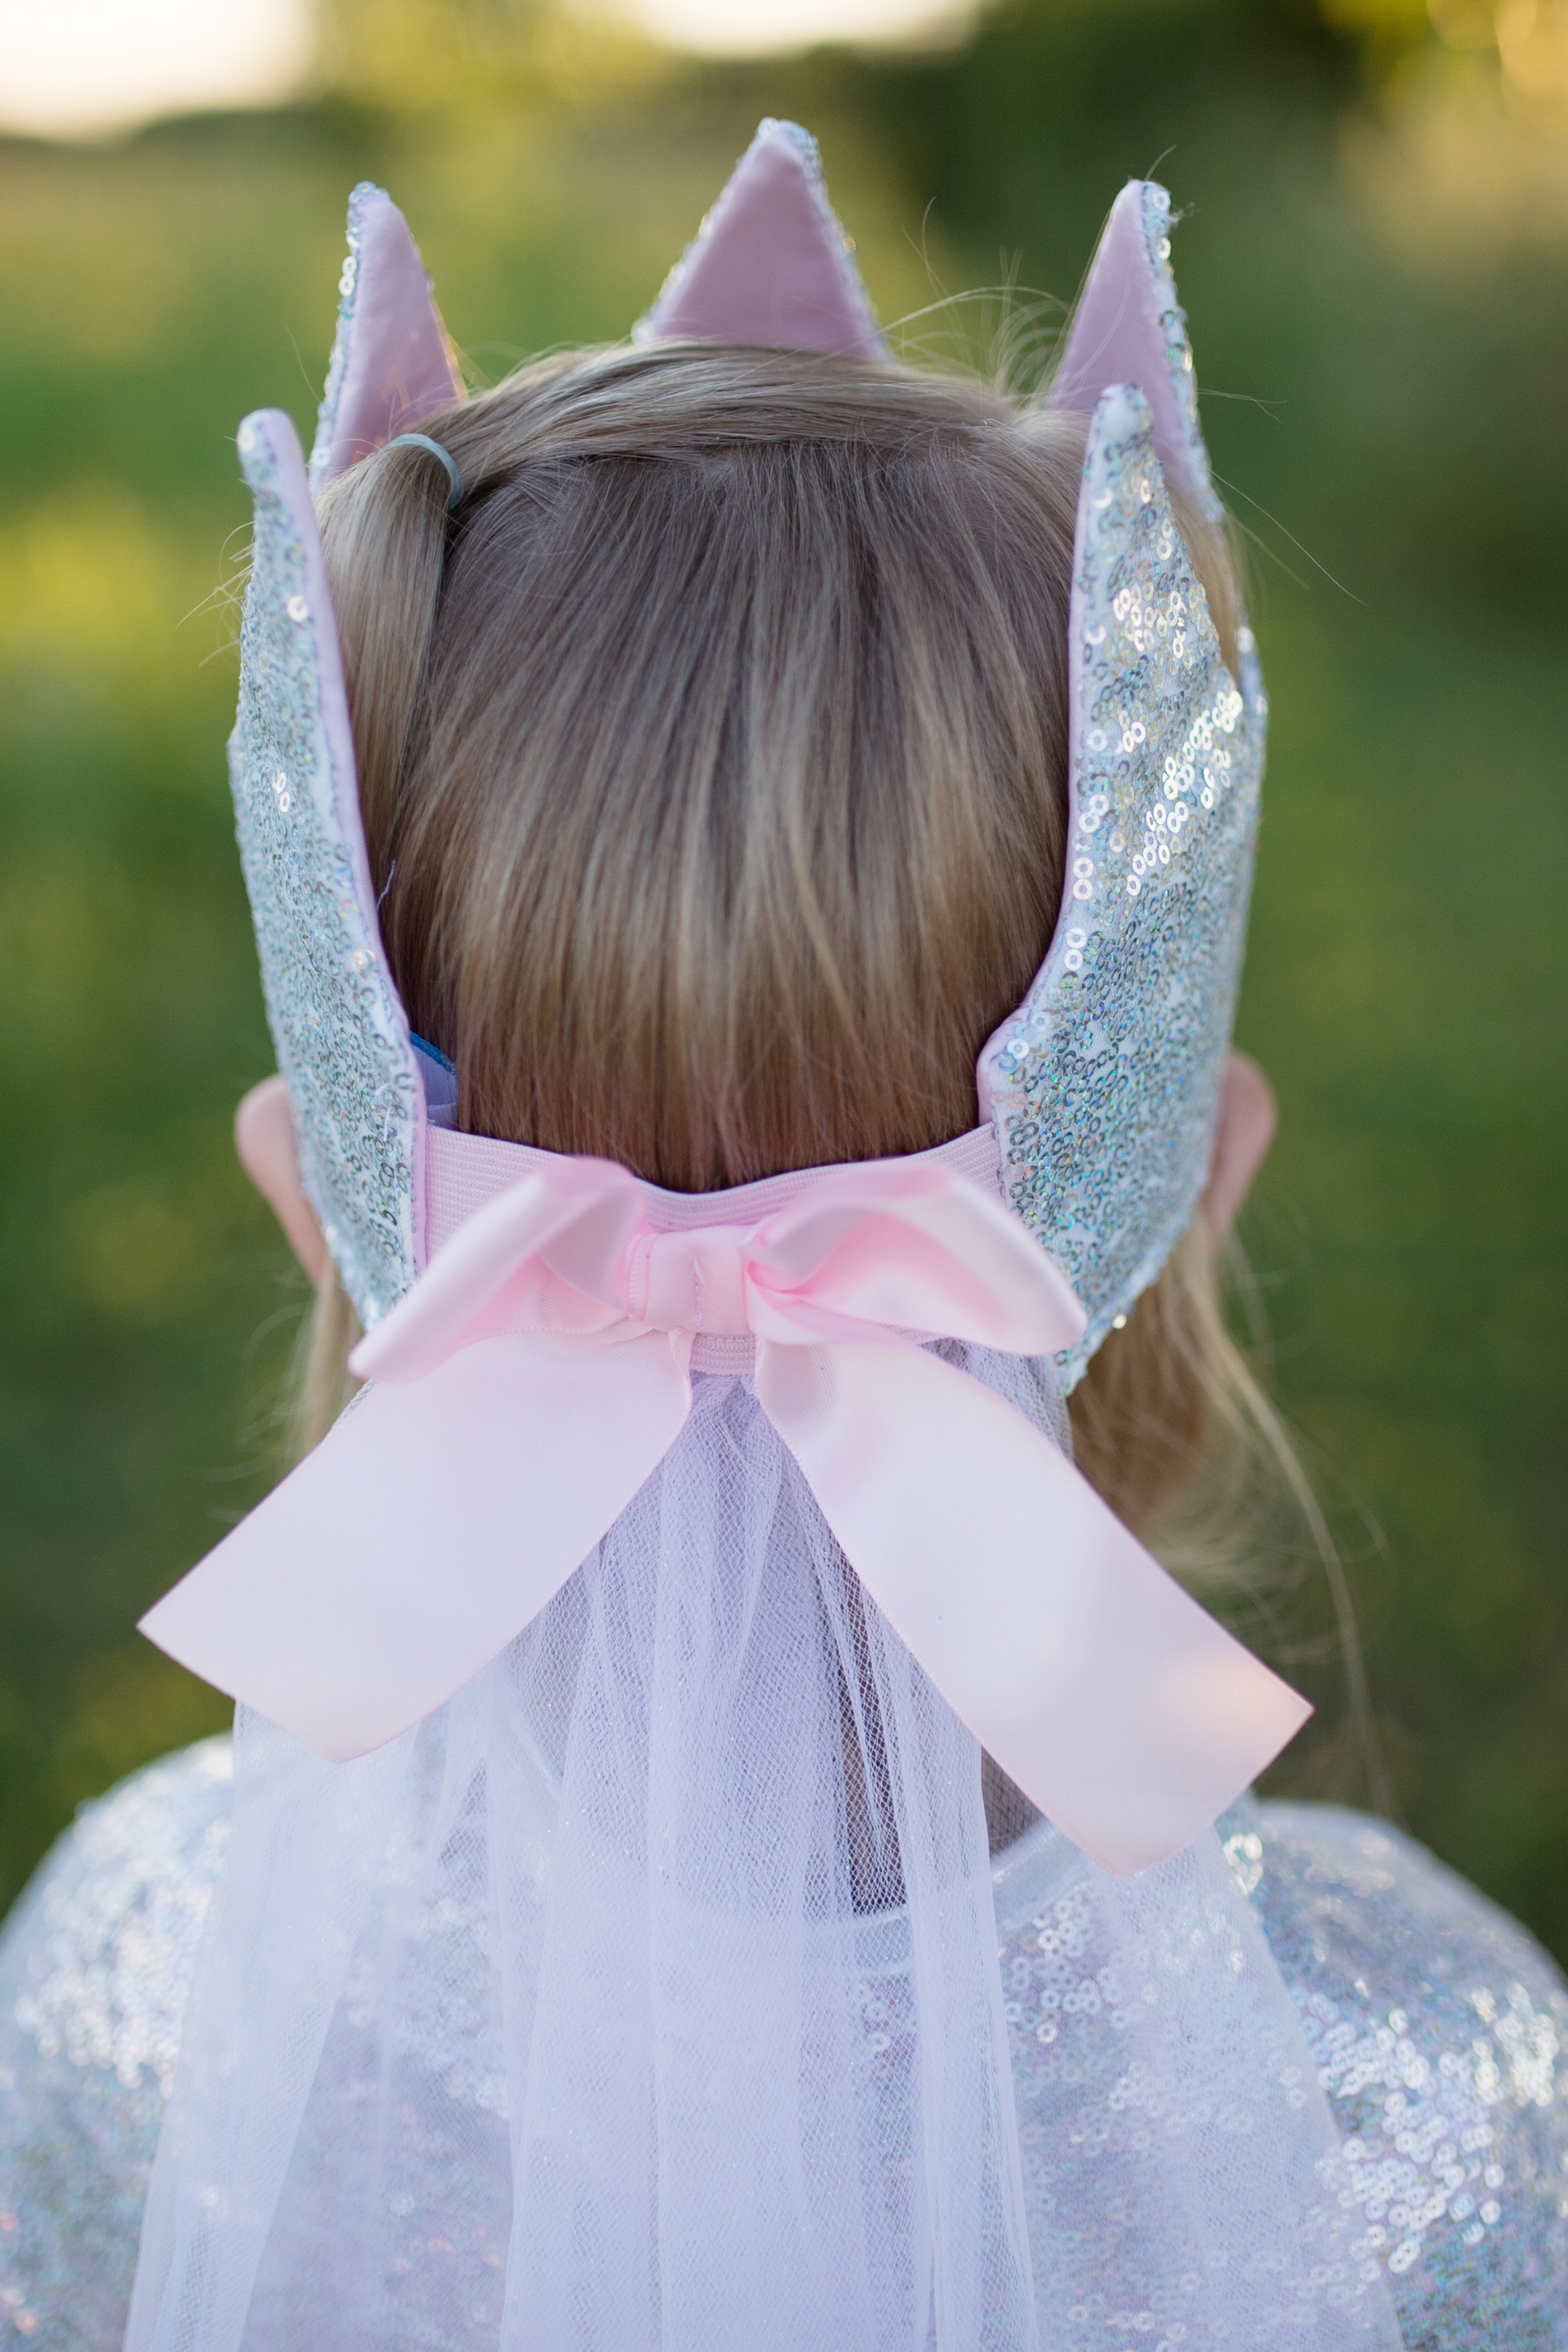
[130,1359,1398,2351]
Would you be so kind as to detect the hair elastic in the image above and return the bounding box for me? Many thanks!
[383,430,464,511]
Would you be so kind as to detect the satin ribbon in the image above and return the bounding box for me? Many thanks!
[140,1153,1308,1878]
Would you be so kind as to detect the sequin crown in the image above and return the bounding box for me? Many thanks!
[229,122,1263,1377]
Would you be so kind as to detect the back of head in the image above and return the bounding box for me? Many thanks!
[319,345,1234,1190]
[312,337,1246,1546]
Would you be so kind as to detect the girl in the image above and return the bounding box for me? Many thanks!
[1,121,1564,2352]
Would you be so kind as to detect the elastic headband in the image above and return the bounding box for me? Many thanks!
[383,430,464,512]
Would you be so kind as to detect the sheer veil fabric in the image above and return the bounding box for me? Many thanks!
[125,1358,1402,2352]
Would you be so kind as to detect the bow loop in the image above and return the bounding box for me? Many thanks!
[747,1163,1088,1353]
[354,1159,645,1383]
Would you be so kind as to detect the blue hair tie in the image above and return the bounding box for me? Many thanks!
[383,431,464,512]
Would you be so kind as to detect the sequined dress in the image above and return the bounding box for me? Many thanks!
[0,1740,1563,2349]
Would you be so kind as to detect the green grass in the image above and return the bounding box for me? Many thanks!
[1,13,1564,1962]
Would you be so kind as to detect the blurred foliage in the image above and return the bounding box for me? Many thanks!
[0,0,1564,1964]
[312,0,669,107]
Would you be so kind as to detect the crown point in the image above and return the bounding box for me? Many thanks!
[312,185,466,491]
[637,120,886,363]
[1049,179,1218,520]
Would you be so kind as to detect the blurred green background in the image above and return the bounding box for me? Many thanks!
[0,0,1564,1959]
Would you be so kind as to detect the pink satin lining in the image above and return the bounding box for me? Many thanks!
[424,1120,1005,1374]
[640,119,885,361]
[317,188,465,489]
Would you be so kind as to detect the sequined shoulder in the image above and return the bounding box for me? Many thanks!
[0,1740,232,2348]
[1228,1798,1568,2350]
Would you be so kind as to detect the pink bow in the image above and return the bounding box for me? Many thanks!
[140,1156,1307,1878]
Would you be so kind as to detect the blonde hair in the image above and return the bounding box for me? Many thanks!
[325,347,1102,1185]
[293,341,1372,1791]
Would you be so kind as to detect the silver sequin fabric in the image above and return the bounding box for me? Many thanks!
[0,1743,231,2348]
[1220,1796,1568,2350]
[231,415,420,1327]
[1138,184,1222,526]
[996,1796,1567,2348]
[2,1742,1561,2348]
[307,180,373,492]
[980,385,1265,1387]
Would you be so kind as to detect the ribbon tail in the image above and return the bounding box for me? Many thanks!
[756,1340,1311,1879]
[140,1331,692,1761]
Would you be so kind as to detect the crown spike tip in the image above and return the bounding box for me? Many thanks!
[1049,179,1217,519]
[312,184,466,492]
[637,119,886,364]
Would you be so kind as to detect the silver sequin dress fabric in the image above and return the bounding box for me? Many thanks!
[0,1746,232,2347]
[2,1740,1561,2350]
[980,384,1265,1386]
[230,416,420,1327]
